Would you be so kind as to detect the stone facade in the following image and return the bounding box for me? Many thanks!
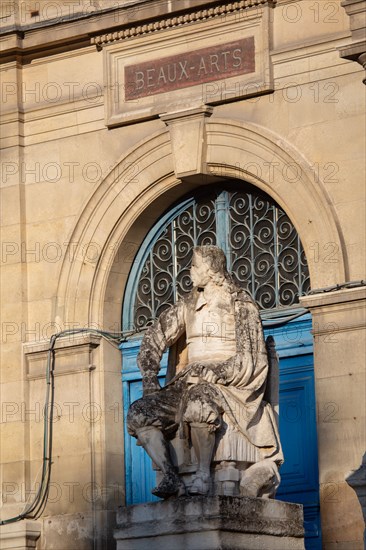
[0,1,365,549]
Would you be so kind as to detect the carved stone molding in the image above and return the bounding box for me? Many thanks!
[339,0,366,83]
[91,0,277,48]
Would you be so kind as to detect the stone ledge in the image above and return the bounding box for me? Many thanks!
[23,332,102,355]
[116,532,304,550]
[300,286,366,309]
[115,496,304,550]
[23,332,102,380]
[0,520,41,550]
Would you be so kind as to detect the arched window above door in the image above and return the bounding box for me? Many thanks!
[123,183,310,331]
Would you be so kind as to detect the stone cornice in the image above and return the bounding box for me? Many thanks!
[23,332,102,356]
[91,0,276,49]
[0,0,276,62]
[339,0,366,82]
[23,333,103,380]
[300,286,366,310]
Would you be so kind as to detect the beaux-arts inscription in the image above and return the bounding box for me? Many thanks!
[124,37,255,100]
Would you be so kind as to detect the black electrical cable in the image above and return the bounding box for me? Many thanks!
[25,334,56,520]
[308,279,365,294]
[262,308,309,328]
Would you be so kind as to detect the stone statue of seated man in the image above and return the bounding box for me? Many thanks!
[127,245,283,499]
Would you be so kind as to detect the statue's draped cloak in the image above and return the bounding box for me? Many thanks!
[137,283,283,464]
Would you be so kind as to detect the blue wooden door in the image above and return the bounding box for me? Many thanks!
[269,314,322,550]
[121,313,322,550]
[121,339,167,505]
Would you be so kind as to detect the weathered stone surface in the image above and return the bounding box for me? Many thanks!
[114,495,305,550]
[127,245,283,499]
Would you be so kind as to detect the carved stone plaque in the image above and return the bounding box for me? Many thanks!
[103,5,272,126]
[124,37,255,100]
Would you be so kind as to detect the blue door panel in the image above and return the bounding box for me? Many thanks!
[122,340,168,505]
[128,380,160,503]
[269,318,322,550]
[278,376,318,492]
[276,370,322,550]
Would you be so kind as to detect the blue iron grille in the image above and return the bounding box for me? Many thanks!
[131,188,310,329]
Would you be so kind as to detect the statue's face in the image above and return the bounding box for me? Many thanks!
[190,252,212,287]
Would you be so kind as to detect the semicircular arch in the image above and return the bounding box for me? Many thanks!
[55,119,347,330]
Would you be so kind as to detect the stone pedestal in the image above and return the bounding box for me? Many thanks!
[0,520,41,549]
[114,496,305,550]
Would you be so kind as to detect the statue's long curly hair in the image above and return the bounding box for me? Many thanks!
[193,245,234,286]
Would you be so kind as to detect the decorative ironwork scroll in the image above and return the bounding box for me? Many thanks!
[131,187,310,329]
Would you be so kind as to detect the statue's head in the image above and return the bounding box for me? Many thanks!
[190,246,229,287]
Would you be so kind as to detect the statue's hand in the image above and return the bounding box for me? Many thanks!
[142,373,161,396]
[189,363,204,377]
[188,363,220,384]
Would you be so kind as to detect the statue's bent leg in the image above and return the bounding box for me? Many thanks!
[136,426,185,498]
[189,423,215,495]
[127,387,184,498]
[183,383,223,495]
[127,388,180,438]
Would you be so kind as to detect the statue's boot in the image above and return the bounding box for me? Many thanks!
[189,423,215,496]
[151,473,185,499]
[136,426,185,498]
[189,471,211,495]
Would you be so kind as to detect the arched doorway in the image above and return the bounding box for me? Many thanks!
[54,117,347,550]
[121,181,321,549]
